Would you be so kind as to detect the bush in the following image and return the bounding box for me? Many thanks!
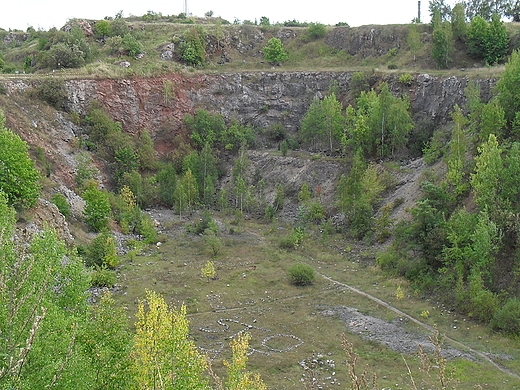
[36,78,67,109]
[288,263,315,286]
[399,73,413,86]
[90,267,117,287]
[304,23,326,40]
[86,231,118,268]
[263,38,288,64]
[280,140,288,156]
[51,193,70,218]
[491,298,520,336]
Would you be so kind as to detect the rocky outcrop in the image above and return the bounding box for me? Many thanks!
[62,71,495,146]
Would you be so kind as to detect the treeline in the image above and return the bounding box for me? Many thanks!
[378,50,520,336]
[429,0,510,67]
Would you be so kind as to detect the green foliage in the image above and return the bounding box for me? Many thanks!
[86,231,118,268]
[451,2,467,40]
[491,298,520,336]
[349,72,369,100]
[223,332,267,390]
[203,229,223,257]
[187,210,218,235]
[262,38,288,64]
[399,73,413,86]
[77,292,133,388]
[287,262,316,285]
[280,140,288,156]
[137,129,158,170]
[185,108,226,149]
[51,193,70,217]
[94,20,112,37]
[264,123,286,142]
[84,104,123,148]
[467,14,508,64]
[180,27,207,66]
[122,33,143,58]
[82,183,112,232]
[300,93,344,154]
[132,290,209,390]
[90,267,118,287]
[157,162,177,206]
[432,21,453,68]
[496,50,520,132]
[446,105,469,195]
[75,152,98,191]
[36,78,67,108]
[407,22,422,62]
[304,23,327,40]
[471,134,504,213]
[0,199,90,388]
[0,113,41,207]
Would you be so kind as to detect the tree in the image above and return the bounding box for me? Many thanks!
[496,50,520,134]
[429,0,452,22]
[77,292,133,389]
[157,162,177,206]
[132,290,208,390]
[180,27,207,66]
[432,20,453,68]
[0,194,90,388]
[479,99,506,143]
[94,20,112,38]
[0,112,41,207]
[485,13,509,64]
[321,93,345,155]
[223,333,267,390]
[446,105,469,194]
[471,134,504,214]
[407,22,422,63]
[262,38,288,64]
[464,0,509,20]
[185,109,226,149]
[451,2,467,41]
[82,183,112,232]
[505,0,520,21]
[467,14,508,64]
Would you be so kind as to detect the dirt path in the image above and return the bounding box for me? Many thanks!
[318,272,520,380]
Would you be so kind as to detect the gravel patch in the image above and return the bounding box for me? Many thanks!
[330,306,473,360]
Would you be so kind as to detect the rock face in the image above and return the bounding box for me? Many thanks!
[63,72,495,147]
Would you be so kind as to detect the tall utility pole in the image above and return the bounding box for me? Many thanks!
[184,0,189,15]
[418,1,421,23]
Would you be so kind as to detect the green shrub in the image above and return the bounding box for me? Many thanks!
[399,73,413,86]
[51,193,70,218]
[288,263,315,286]
[491,298,520,336]
[279,236,295,250]
[280,140,288,156]
[304,23,326,40]
[263,38,288,64]
[264,123,286,142]
[86,232,118,268]
[264,205,276,221]
[90,266,117,287]
[306,202,326,223]
[36,78,67,109]
[122,33,143,58]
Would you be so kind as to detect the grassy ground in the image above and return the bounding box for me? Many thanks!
[113,211,520,389]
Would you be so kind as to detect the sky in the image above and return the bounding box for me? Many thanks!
[1,0,431,31]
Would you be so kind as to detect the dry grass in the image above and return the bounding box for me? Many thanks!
[112,213,520,389]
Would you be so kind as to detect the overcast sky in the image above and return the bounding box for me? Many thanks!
[1,0,434,31]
